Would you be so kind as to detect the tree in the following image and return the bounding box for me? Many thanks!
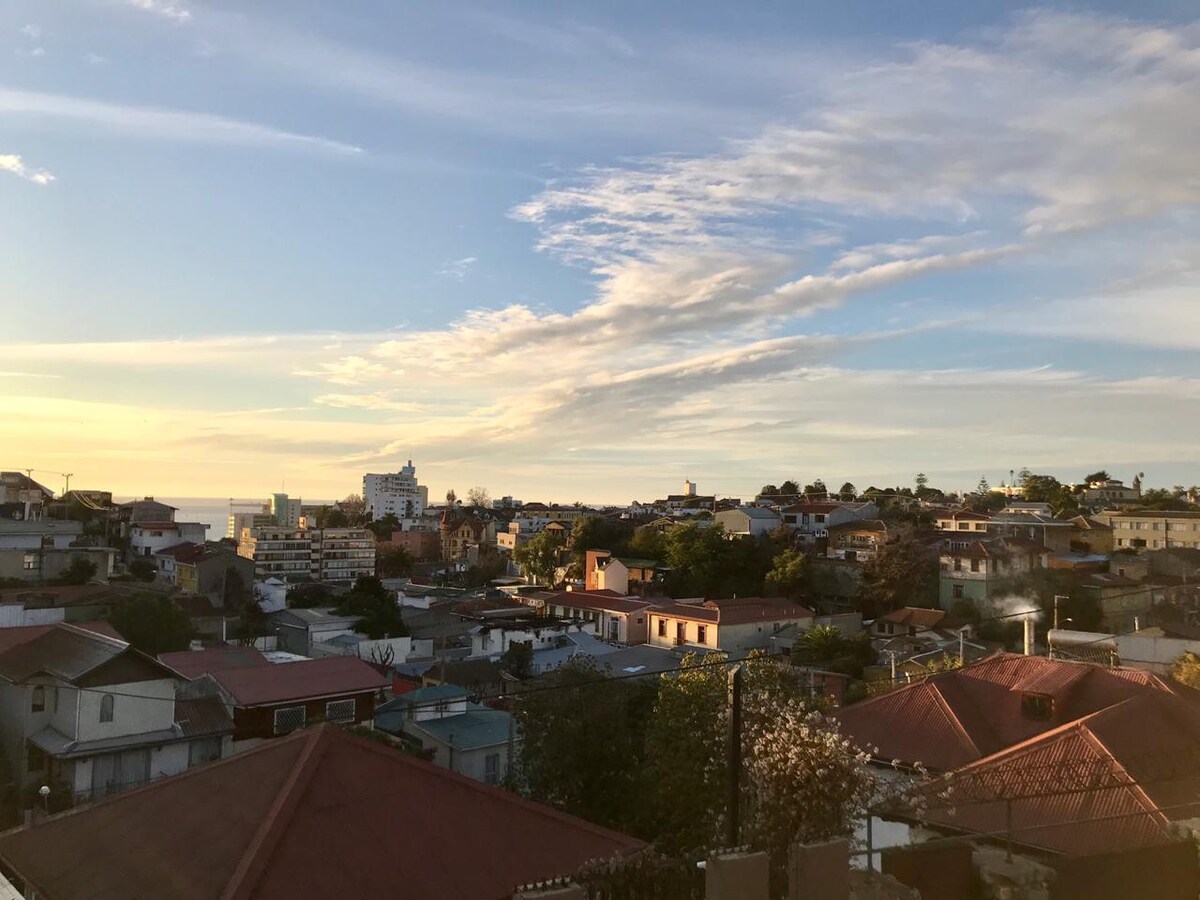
[220,567,250,612]
[445,488,457,505]
[803,480,827,495]
[760,484,779,496]
[339,494,367,526]
[976,475,990,495]
[366,514,401,539]
[376,543,414,578]
[626,527,668,561]
[127,558,156,582]
[288,581,333,608]
[1083,470,1111,485]
[335,576,408,639]
[108,595,193,655]
[465,486,491,508]
[462,545,508,589]
[55,556,97,585]
[764,549,809,601]
[839,482,857,500]
[235,592,268,646]
[568,516,636,567]
[1172,652,1200,689]
[792,625,876,678]
[915,473,929,492]
[514,530,566,586]
[500,641,533,679]
[514,657,656,834]
[1140,489,1193,511]
[779,480,801,495]
[315,505,348,528]
[861,540,939,616]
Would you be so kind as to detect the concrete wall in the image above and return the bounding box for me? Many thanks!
[648,613,719,651]
[75,678,176,743]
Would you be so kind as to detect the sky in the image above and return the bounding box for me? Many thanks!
[3,0,1200,505]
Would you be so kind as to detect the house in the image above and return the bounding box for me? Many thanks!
[375,683,514,784]
[114,497,177,527]
[647,597,814,655]
[934,509,993,533]
[168,648,388,749]
[1081,477,1142,508]
[545,589,657,644]
[714,506,782,537]
[0,622,232,799]
[0,473,53,517]
[871,606,948,638]
[584,550,665,595]
[782,500,879,544]
[938,535,1043,609]
[1076,572,1155,633]
[440,511,491,561]
[1099,509,1200,552]
[837,652,1200,857]
[0,520,116,583]
[468,618,597,658]
[388,526,442,561]
[153,542,255,601]
[267,606,365,655]
[129,521,209,558]
[0,724,643,900]
[825,519,901,562]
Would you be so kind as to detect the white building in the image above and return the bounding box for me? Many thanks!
[363,461,429,522]
[238,527,375,582]
[129,521,208,558]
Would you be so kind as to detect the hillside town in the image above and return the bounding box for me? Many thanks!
[1,463,1199,898]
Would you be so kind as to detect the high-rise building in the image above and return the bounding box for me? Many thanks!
[237,526,375,583]
[270,493,303,528]
[363,461,428,522]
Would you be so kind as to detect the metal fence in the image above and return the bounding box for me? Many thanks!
[574,853,705,900]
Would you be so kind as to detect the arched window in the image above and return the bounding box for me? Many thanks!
[31,686,45,713]
[99,693,114,723]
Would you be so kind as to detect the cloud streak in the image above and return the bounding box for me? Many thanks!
[0,89,363,155]
[0,154,54,185]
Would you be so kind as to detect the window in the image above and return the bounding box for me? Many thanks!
[99,693,114,723]
[970,559,980,573]
[1021,692,1053,721]
[952,584,965,599]
[815,514,826,524]
[484,753,501,785]
[273,705,306,735]
[954,558,963,572]
[958,522,970,530]
[325,699,356,723]
[31,686,45,713]
[23,553,36,571]
[658,619,667,637]
[637,617,644,624]
[26,742,46,774]
[697,625,708,644]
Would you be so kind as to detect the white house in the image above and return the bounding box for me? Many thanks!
[647,598,815,655]
[0,623,232,800]
[469,619,596,658]
[782,501,879,544]
[129,521,208,558]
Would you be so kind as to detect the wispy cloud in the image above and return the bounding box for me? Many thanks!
[0,88,363,155]
[127,0,192,24]
[0,154,54,185]
[18,24,41,39]
[83,53,110,66]
[436,257,477,281]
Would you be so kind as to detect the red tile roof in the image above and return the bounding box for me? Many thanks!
[549,590,653,615]
[836,653,1194,772]
[211,656,389,706]
[878,607,947,629]
[654,597,814,626]
[0,621,122,657]
[0,724,643,900]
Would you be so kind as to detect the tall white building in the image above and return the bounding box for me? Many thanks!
[363,461,428,522]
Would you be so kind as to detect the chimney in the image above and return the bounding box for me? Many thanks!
[1024,618,1034,656]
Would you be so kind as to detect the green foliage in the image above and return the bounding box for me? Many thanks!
[375,543,414,578]
[760,484,779,496]
[567,516,636,571]
[860,540,938,616]
[500,641,533,679]
[803,479,827,495]
[366,514,401,540]
[779,480,801,495]
[661,523,781,599]
[108,595,193,655]
[839,482,857,500]
[514,530,566,586]
[1083,470,1111,485]
[315,505,348,528]
[763,549,809,600]
[461,546,508,589]
[54,556,97,585]
[967,491,1010,513]
[127,558,156,582]
[514,657,656,834]
[792,625,876,678]
[626,526,668,561]
[1138,489,1194,511]
[1018,472,1080,516]
[287,581,334,608]
[335,576,408,639]
[221,567,250,611]
[1172,652,1200,689]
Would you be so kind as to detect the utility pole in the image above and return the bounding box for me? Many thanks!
[959,628,965,666]
[725,664,743,847]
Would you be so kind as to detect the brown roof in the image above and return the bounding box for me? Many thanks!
[836,653,1194,773]
[937,509,992,521]
[0,621,121,657]
[878,607,947,629]
[654,597,814,626]
[827,518,889,534]
[912,690,1200,856]
[174,695,234,739]
[549,590,653,615]
[0,724,642,900]
[159,646,272,679]
[782,502,842,514]
[211,656,389,706]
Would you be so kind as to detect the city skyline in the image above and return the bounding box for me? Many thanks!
[4,1,1199,501]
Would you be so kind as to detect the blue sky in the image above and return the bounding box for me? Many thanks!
[3,0,1199,503]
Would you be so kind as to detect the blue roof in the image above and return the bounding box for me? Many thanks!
[376,683,469,714]
[412,705,512,751]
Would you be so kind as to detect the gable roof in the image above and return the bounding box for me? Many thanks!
[836,652,1194,773]
[0,623,176,687]
[877,607,947,629]
[211,656,389,706]
[653,597,814,626]
[0,724,642,900]
[549,590,654,615]
[159,646,271,679]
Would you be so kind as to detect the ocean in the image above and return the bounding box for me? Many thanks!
[116,497,333,540]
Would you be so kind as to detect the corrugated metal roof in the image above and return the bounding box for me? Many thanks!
[159,647,271,679]
[212,656,388,706]
[175,695,234,739]
[0,724,642,900]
